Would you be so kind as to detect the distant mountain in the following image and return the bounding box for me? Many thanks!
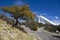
[37,15,56,25]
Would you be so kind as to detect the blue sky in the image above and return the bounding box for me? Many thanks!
[0,0,60,25]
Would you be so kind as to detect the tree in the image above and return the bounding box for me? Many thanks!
[2,5,35,26]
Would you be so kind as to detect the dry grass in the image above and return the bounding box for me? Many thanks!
[0,19,39,40]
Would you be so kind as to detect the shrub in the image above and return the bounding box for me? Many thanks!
[0,14,16,25]
[44,24,57,32]
[31,26,37,31]
[57,25,60,32]
[38,23,44,28]
[30,22,38,31]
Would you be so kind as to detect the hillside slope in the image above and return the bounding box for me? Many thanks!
[0,19,38,40]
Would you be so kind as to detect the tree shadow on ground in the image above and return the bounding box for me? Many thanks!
[52,35,60,38]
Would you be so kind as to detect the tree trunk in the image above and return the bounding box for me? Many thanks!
[14,18,18,26]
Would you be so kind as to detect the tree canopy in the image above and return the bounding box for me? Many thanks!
[2,5,35,25]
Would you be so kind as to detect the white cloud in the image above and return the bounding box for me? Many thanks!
[52,20,60,25]
[33,11,40,16]
[33,12,40,14]
[52,16,60,25]
[55,16,59,19]
[14,0,24,6]
[33,11,48,16]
